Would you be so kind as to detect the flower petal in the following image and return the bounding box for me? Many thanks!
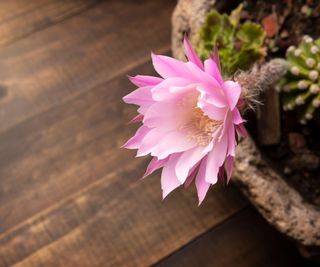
[161,155,181,198]
[222,81,241,110]
[196,158,211,205]
[151,77,191,101]
[128,114,144,124]
[213,46,221,72]
[151,130,197,160]
[122,126,150,149]
[205,135,228,184]
[236,123,248,138]
[204,58,223,85]
[224,155,234,182]
[184,163,199,188]
[227,124,236,157]
[186,62,221,90]
[123,86,153,106]
[128,75,163,87]
[136,128,165,157]
[198,95,227,121]
[232,108,244,125]
[183,36,204,70]
[143,157,168,178]
[143,99,190,132]
[151,53,191,79]
[175,146,206,183]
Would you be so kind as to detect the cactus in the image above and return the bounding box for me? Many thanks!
[196,4,266,76]
[281,36,320,124]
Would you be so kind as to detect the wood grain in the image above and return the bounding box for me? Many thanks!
[155,207,317,267]
[0,62,153,232]
[0,1,309,266]
[0,0,173,133]
[0,160,247,267]
[0,0,99,47]
[0,56,247,266]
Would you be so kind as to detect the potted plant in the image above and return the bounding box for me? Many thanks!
[172,0,320,261]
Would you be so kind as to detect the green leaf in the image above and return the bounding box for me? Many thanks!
[236,22,266,47]
[199,10,222,44]
[229,4,243,28]
[195,6,266,76]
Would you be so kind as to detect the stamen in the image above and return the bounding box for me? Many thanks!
[183,107,222,146]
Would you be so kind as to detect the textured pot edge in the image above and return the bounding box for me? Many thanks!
[234,137,320,247]
[171,0,320,248]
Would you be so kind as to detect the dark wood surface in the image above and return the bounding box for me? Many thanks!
[155,207,319,267]
[0,1,317,266]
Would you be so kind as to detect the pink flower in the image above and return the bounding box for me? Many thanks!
[123,37,246,205]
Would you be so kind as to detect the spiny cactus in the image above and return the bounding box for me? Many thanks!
[280,36,320,124]
[236,59,288,111]
[196,4,266,76]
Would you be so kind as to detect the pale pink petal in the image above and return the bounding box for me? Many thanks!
[236,123,248,138]
[151,130,197,160]
[232,108,244,125]
[169,84,196,95]
[123,86,153,106]
[151,77,191,101]
[128,114,144,124]
[205,135,228,184]
[186,62,221,90]
[175,146,206,183]
[222,81,241,110]
[204,58,223,85]
[198,96,227,121]
[213,46,221,72]
[143,99,190,132]
[197,88,227,112]
[218,112,232,142]
[137,105,150,115]
[161,155,181,198]
[227,124,236,157]
[136,128,165,157]
[224,155,234,182]
[122,126,150,149]
[183,36,204,70]
[196,158,211,205]
[128,75,163,87]
[143,157,168,178]
[151,53,192,79]
[184,163,199,188]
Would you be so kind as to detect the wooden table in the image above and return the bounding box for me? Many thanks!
[0,1,315,266]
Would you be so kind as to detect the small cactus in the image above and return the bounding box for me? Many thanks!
[281,36,320,124]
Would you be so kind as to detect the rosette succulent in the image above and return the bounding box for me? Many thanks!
[196,4,266,76]
[281,36,320,124]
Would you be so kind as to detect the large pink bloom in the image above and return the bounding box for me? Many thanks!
[123,38,246,204]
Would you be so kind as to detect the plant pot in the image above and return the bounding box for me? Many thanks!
[171,0,320,261]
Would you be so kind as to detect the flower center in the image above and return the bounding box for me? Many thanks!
[183,107,221,146]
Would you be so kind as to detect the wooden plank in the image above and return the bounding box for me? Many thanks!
[0,1,50,23]
[155,207,315,267]
[0,61,153,232]
[0,2,249,266]
[0,161,247,267]
[0,0,174,133]
[0,0,99,47]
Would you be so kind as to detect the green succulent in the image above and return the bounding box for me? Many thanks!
[280,36,320,124]
[196,4,266,76]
